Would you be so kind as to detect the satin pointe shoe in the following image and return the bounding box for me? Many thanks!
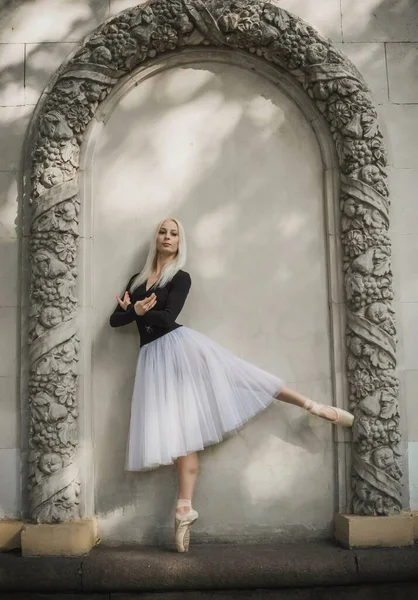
[303,398,354,427]
[175,499,199,553]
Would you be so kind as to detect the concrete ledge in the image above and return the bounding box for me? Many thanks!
[335,512,414,548]
[0,520,23,551]
[21,518,98,557]
[0,543,417,594]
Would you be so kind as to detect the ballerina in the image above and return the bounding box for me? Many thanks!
[110,217,354,553]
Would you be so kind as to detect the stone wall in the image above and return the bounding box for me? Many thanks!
[0,0,417,524]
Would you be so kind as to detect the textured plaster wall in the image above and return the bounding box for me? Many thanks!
[91,62,332,543]
[0,0,417,521]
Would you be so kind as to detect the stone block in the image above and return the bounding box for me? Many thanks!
[0,105,34,171]
[0,307,18,377]
[0,449,21,519]
[0,171,19,240]
[0,44,25,106]
[392,234,418,302]
[389,167,418,235]
[387,43,418,103]
[0,0,109,44]
[0,377,19,449]
[405,371,418,443]
[341,0,418,42]
[21,518,99,557]
[400,303,418,371]
[0,519,23,551]
[412,510,418,539]
[408,442,418,510]
[335,512,414,548]
[0,239,19,306]
[379,104,418,169]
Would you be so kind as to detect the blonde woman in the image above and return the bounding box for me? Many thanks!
[110,217,353,553]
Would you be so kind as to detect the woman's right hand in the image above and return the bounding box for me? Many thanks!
[134,293,157,316]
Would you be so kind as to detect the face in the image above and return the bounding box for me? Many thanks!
[157,219,179,256]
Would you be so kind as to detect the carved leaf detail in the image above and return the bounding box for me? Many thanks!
[362,114,379,139]
[374,249,391,276]
[380,391,398,419]
[275,9,290,30]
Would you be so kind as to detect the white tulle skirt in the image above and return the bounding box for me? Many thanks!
[125,326,285,471]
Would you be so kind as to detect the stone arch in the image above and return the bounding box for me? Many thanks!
[23,0,400,523]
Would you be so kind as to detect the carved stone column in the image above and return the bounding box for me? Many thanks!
[22,0,405,552]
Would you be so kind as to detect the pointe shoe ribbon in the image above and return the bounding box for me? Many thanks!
[303,399,354,427]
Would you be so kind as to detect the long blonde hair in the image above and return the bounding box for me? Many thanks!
[129,217,187,292]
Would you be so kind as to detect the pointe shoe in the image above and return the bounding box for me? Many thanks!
[174,507,199,553]
[304,399,354,427]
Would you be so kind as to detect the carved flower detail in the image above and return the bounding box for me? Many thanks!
[151,24,178,52]
[306,42,328,64]
[66,104,91,133]
[236,19,263,46]
[344,230,368,257]
[55,375,76,406]
[328,100,352,129]
[350,369,375,398]
[55,235,76,263]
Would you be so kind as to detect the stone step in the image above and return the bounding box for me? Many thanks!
[0,543,417,596]
[1,583,418,600]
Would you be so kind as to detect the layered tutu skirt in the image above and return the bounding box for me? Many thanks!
[126,326,285,471]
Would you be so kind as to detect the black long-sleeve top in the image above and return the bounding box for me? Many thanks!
[109,269,192,347]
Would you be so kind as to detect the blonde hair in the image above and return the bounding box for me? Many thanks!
[129,217,187,292]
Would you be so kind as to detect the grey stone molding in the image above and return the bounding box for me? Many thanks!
[24,0,400,522]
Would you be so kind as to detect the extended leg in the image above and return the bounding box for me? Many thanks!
[275,386,354,427]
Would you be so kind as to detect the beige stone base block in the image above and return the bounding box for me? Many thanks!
[335,513,414,548]
[21,518,99,557]
[408,510,418,541]
[0,520,23,551]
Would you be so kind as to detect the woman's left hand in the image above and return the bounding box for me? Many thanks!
[116,291,131,310]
